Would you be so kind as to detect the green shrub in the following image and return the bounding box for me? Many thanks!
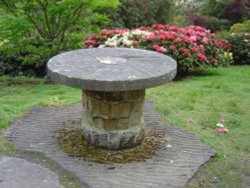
[0,31,86,77]
[226,33,250,65]
[215,30,231,40]
[0,38,57,76]
[0,53,42,77]
[230,20,250,33]
[202,16,230,32]
[201,0,229,18]
[170,16,192,27]
[190,15,231,32]
[201,0,250,24]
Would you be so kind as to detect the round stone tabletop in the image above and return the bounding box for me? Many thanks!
[47,48,177,91]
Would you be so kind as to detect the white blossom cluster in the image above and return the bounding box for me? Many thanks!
[100,30,151,48]
[175,0,204,12]
[0,39,9,46]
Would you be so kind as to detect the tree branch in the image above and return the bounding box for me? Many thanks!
[56,12,62,34]
[0,0,18,14]
[25,13,47,39]
[37,0,55,41]
[57,3,84,43]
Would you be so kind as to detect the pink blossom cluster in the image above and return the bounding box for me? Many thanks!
[84,29,128,48]
[84,24,230,72]
[153,44,166,53]
[137,24,229,62]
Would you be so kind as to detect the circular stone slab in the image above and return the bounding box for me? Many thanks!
[47,48,177,91]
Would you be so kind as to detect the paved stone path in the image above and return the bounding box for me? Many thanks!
[0,156,64,188]
[4,100,215,188]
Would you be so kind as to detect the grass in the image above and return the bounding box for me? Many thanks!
[0,76,81,133]
[0,66,250,187]
[147,66,250,188]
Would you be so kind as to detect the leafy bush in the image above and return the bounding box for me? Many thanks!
[104,0,175,29]
[201,0,249,24]
[170,16,192,27]
[0,31,88,77]
[201,0,229,18]
[215,30,231,40]
[221,0,250,24]
[230,20,250,33]
[226,33,250,65]
[84,24,231,73]
[0,38,58,76]
[0,53,42,77]
[190,15,230,32]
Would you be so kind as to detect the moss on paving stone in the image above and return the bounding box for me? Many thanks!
[56,128,165,164]
[0,135,19,155]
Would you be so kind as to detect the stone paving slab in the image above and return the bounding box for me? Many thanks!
[4,100,215,188]
[0,156,64,188]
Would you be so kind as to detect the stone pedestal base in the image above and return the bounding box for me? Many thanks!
[81,90,145,149]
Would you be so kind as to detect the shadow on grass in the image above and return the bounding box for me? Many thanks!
[0,76,43,86]
[174,68,222,81]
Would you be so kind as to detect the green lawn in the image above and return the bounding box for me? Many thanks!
[148,66,250,188]
[0,66,250,187]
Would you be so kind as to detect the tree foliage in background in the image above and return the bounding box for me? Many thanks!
[105,0,175,29]
[174,0,249,32]
[201,0,249,23]
[0,0,119,76]
[174,0,205,15]
[0,0,119,47]
[201,0,229,17]
[171,0,228,30]
[190,15,230,32]
[170,15,192,27]
[221,0,250,24]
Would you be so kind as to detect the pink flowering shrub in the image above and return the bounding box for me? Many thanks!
[84,24,231,73]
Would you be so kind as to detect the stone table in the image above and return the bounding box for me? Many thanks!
[47,48,177,149]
